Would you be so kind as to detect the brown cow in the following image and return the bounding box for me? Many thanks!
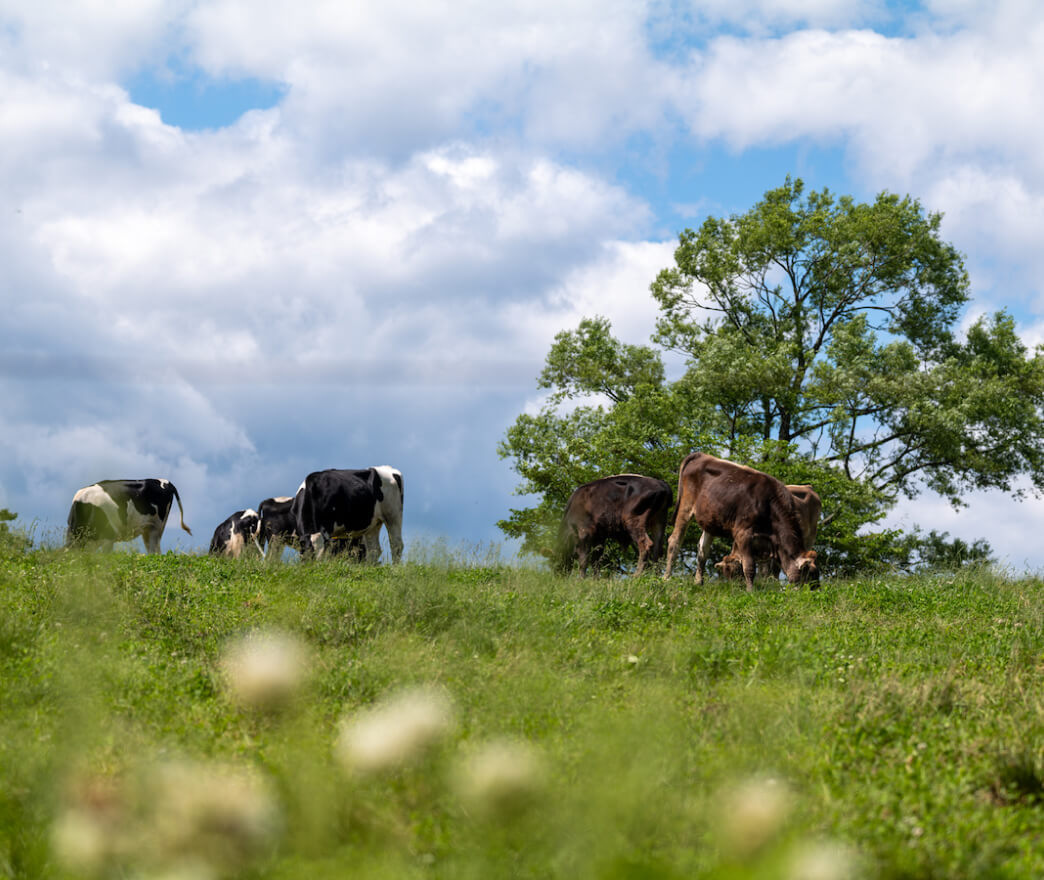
[715,484,822,582]
[555,474,672,577]
[663,453,819,591]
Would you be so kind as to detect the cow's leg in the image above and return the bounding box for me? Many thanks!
[632,530,654,577]
[576,537,591,577]
[742,556,757,593]
[650,518,666,563]
[663,510,692,580]
[589,543,606,577]
[363,527,382,564]
[695,530,714,585]
[311,533,327,559]
[384,518,404,564]
[142,527,161,554]
[733,534,756,592]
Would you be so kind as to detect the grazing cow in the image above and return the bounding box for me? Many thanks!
[66,479,191,553]
[209,509,263,558]
[715,484,822,582]
[257,496,299,557]
[663,453,819,591]
[292,466,404,563]
[555,474,672,577]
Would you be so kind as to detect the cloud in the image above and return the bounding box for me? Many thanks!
[886,485,1044,575]
[178,0,683,154]
[0,0,179,79]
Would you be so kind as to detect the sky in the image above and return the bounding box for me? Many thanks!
[3,0,1044,570]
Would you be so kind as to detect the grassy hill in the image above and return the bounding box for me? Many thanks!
[2,544,1043,878]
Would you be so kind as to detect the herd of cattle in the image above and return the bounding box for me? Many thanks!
[65,466,405,564]
[64,452,822,589]
[557,452,822,590]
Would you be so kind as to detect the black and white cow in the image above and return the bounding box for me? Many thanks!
[66,479,192,553]
[257,496,298,557]
[209,509,263,558]
[292,466,404,563]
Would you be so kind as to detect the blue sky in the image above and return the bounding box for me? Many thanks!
[3,0,1044,569]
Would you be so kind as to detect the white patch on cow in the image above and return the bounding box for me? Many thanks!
[274,496,292,503]
[123,496,164,542]
[73,483,123,537]
[310,533,325,557]
[372,465,405,563]
[229,528,245,558]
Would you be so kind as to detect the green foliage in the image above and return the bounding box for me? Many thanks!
[500,179,1044,574]
[5,548,1044,877]
[0,508,30,553]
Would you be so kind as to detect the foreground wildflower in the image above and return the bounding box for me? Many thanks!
[51,774,126,875]
[145,760,281,873]
[335,687,455,773]
[787,839,862,880]
[51,760,280,878]
[718,775,793,859]
[454,739,546,818]
[219,630,309,711]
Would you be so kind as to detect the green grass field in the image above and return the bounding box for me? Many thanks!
[3,543,1044,878]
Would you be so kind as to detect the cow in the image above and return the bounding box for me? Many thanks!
[663,453,819,591]
[65,479,191,553]
[554,474,672,577]
[209,509,263,558]
[715,484,822,582]
[257,496,299,557]
[292,466,404,563]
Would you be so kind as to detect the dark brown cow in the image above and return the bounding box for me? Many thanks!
[715,484,822,582]
[555,474,672,577]
[663,453,819,591]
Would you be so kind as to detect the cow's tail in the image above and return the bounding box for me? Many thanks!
[171,484,192,536]
[551,514,576,574]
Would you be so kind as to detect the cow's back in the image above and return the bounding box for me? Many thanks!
[678,453,802,543]
[296,468,382,537]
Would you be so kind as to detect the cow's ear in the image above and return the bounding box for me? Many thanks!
[807,550,818,561]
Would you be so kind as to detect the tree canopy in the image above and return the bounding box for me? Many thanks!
[499,178,1044,574]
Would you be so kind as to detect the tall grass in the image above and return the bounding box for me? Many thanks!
[2,544,1042,878]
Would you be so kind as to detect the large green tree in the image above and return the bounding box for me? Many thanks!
[500,178,1044,574]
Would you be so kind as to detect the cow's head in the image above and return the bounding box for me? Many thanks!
[715,554,744,581]
[240,511,263,555]
[787,551,820,588]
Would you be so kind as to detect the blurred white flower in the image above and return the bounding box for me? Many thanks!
[145,760,281,873]
[455,739,546,818]
[219,630,309,710]
[335,687,455,773]
[51,809,109,874]
[787,839,861,880]
[719,775,793,859]
[51,760,279,878]
[51,774,126,874]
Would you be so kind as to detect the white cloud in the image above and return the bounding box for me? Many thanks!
[886,485,1044,575]
[680,12,1044,186]
[177,0,682,153]
[0,0,179,78]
